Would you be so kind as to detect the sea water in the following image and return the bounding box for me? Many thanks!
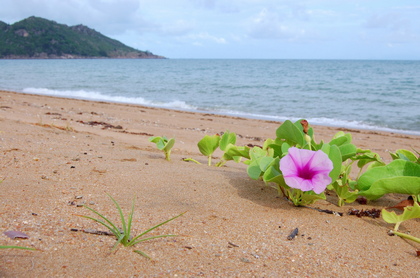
[0,59,419,135]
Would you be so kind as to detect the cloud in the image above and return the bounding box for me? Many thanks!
[0,0,145,34]
[187,32,227,45]
[191,0,217,9]
[189,0,240,13]
[160,20,195,36]
[247,8,309,41]
[362,11,420,44]
[364,12,409,31]
[1,0,419,59]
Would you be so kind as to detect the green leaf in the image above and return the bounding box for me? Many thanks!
[275,120,304,146]
[357,160,420,192]
[258,157,276,172]
[331,181,359,206]
[263,166,280,182]
[267,143,283,158]
[263,138,276,150]
[321,143,342,182]
[197,135,220,157]
[382,198,420,231]
[338,144,357,161]
[390,149,419,163]
[149,136,175,160]
[247,160,263,180]
[359,176,420,200]
[219,131,236,151]
[328,132,357,161]
[149,136,167,150]
[329,132,351,146]
[281,142,291,154]
[249,146,267,160]
[262,157,284,184]
[223,144,250,160]
[163,138,175,152]
[246,146,275,180]
[354,151,384,169]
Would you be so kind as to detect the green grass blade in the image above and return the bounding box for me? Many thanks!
[77,214,120,237]
[133,249,151,259]
[0,245,36,250]
[107,194,127,234]
[76,194,184,258]
[81,204,121,234]
[129,212,185,245]
[126,198,136,243]
[111,234,126,252]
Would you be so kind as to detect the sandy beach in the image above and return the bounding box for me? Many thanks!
[1,90,419,277]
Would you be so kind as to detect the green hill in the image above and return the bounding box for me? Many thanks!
[0,16,164,59]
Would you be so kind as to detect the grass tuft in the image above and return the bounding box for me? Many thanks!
[76,194,185,258]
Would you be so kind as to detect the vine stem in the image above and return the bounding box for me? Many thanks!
[389,230,420,244]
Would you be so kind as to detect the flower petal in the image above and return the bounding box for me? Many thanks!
[307,150,334,173]
[280,147,333,193]
[279,151,298,176]
[311,173,332,193]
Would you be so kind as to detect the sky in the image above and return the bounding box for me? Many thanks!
[1,0,420,59]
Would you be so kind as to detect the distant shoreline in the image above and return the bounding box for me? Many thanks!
[0,54,166,59]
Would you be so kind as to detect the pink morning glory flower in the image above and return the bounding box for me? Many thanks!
[280,147,333,194]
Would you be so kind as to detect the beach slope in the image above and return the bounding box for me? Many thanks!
[0,90,419,277]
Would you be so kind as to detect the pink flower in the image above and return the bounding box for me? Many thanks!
[280,147,333,194]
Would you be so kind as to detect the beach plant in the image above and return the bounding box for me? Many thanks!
[149,136,175,161]
[356,158,420,201]
[219,119,387,206]
[215,131,243,166]
[77,194,184,259]
[186,131,244,166]
[390,149,420,164]
[328,146,384,206]
[222,120,339,206]
[196,131,244,166]
[191,119,417,207]
[197,134,220,166]
[382,196,420,244]
[278,147,334,206]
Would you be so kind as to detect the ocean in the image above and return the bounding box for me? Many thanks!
[1,59,419,135]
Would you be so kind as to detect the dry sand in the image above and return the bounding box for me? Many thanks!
[0,90,419,277]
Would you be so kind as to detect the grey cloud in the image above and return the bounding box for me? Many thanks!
[362,12,420,44]
[0,0,146,35]
[160,20,195,36]
[189,0,240,13]
[364,13,409,31]
[247,8,308,41]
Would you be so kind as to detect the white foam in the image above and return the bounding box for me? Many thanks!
[208,110,420,136]
[20,88,420,136]
[21,87,196,110]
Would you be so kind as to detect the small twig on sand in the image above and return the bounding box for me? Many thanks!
[70,228,115,236]
[287,228,299,240]
[304,206,343,216]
